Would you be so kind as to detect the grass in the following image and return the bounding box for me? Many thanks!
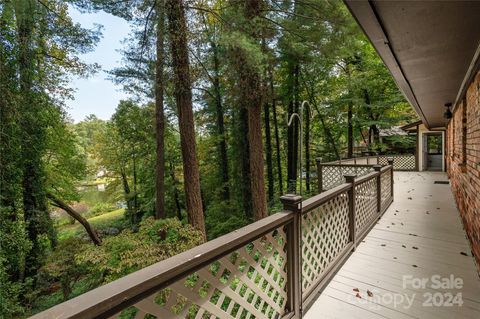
[57,208,126,241]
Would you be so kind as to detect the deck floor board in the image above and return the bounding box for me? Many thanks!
[304,172,480,319]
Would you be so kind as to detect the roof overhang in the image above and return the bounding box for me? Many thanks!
[344,0,480,129]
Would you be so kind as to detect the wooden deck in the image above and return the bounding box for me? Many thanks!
[304,171,480,319]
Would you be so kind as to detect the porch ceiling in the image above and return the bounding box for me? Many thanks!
[344,0,480,129]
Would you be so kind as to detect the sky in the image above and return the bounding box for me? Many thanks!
[66,7,130,123]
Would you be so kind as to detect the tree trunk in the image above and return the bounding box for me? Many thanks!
[292,64,300,191]
[239,106,252,218]
[264,102,274,204]
[347,101,353,158]
[239,0,267,221]
[363,89,379,148]
[169,159,182,220]
[304,81,340,161]
[132,156,138,225]
[211,40,229,200]
[155,1,166,219]
[269,66,283,196]
[247,87,267,220]
[47,194,102,246]
[15,0,54,277]
[166,0,206,239]
[305,103,310,193]
[272,98,283,195]
[121,170,134,219]
[287,99,295,191]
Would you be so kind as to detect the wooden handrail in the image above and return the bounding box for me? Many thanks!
[319,163,374,168]
[30,212,294,319]
[301,183,351,213]
[354,170,380,185]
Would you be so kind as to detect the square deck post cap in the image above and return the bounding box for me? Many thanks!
[344,174,356,183]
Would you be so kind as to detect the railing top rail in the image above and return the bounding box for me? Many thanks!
[302,183,351,213]
[354,170,380,185]
[323,153,414,165]
[319,163,375,168]
[322,155,375,164]
[380,165,392,173]
[30,212,294,319]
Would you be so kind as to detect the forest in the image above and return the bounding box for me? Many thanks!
[0,0,417,317]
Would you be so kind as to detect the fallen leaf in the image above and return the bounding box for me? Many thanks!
[412,246,418,250]
[356,293,362,298]
[353,288,359,292]
[402,245,406,248]
[412,264,418,268]
[460,252,468,256]
[381,244,386,247]
[367,290,373,297]
[408,197,412,200]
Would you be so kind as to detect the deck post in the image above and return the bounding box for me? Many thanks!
[344,174,357,251]
[376,152,380,164]
[373,165,382,214]
[316,158,322,193]
[280,194,303,318]
[388,158,394,200]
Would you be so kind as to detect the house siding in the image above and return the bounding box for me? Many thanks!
[447,70,480,271]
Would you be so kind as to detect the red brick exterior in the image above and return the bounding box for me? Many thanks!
[446,71,480,270]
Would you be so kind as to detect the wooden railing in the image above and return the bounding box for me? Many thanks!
[317,154,414,192]
[31,165,394,319]
[325,154,416,170]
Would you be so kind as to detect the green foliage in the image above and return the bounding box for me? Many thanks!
[78,217,203,282]
[0,256,25,318]
[86,202,118,218]
[38,238,91,301]
[57,209,127,241]
[205,201,250,240]
[0,218,32,318]
[382,135,416,154]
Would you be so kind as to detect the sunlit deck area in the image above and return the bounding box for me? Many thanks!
[305,171,480,319]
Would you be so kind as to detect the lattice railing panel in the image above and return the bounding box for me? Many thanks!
[112,228,289,319]
[321,166,343,190]
[380,169,392,211]
[379,155,416,171]
[321,166,374,191]
[354,178,378,235]
[301,192,350,298]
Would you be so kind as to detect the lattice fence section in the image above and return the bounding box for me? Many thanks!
[321,165,374,191]
[354,178,378,235]
[111,228,289,319]
[301,192,350,298]
[380,169,392,211]
[379,155,416,171]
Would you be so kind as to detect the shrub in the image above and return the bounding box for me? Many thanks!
[78,217,203,283]
[38,238,92,300]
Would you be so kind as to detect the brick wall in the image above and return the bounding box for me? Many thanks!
[447,70,480,270]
